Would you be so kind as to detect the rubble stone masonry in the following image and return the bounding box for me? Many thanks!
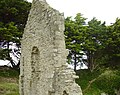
[19,0,83,95]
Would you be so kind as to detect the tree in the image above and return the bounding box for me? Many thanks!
[82,18,107,71]
[103,18,120,69]
[65,13,87,71]
[0,0,31,68]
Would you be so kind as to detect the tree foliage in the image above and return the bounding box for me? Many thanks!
[65,14,120,94]
[103,18,120,69]
[0,0,31,68]
[65,13,87,71]
[65,16,108,71]
[82,18,107,71]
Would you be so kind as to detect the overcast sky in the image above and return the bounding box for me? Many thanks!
[27,0,120,25]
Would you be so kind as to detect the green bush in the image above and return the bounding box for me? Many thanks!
[76,69,103,95]
[94,70,120,94]
[76,69,120,95]
[0,67,19,78]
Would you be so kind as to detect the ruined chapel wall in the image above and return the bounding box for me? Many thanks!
[19,0,83,95]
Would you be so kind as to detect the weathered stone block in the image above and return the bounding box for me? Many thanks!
[19,0,83,95]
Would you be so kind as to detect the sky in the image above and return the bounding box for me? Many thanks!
[0,60,10,66]
[27,0,120,25]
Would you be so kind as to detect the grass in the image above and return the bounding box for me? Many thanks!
[0,66,120,95]
[0,82,19,95]
[0,66,19,95]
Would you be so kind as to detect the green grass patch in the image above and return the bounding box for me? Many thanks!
[0,82,19,95]
[0,66,19,95]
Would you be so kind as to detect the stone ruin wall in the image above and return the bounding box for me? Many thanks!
[19,0,83,95]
